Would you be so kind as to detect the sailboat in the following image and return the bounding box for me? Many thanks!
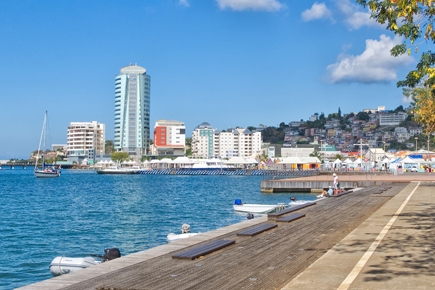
[34,110,60,178]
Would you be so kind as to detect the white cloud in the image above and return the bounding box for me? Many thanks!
[336,0,379,30]
[326,34,414,84]
[179,0,190,7]
[402,95,411,104]
[302,2,333,22]
[215,0,283,11]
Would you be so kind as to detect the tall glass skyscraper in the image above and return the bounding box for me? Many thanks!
[114,64,151,157]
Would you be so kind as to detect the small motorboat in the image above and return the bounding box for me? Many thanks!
[167,224,199,243]
[49,248,121,276]
[232,199,285,214]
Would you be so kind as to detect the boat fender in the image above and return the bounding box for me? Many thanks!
[246,213,254,219]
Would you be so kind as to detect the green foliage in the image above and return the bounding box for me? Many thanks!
[111,152,129,163]
[356,111,370,121]
[393,105,405,113]
[105,140,114,154]
[261,127,285,144]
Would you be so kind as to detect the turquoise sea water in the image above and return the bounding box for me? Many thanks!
[0,169,317,289]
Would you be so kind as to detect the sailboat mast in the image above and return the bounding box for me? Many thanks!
[36,110,47,170]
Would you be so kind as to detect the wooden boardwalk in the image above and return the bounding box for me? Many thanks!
[19,184,406,290]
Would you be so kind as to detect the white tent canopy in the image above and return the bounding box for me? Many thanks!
[172,157,195,164]
[226,157,248,164]
[279,157,302,164]
[299,157,321,164]
[333,159,342,163]
[343,158,353,164]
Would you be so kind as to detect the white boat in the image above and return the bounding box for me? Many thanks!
[34,111,60,178]
[167,224,199,243]
[184,158,231,170]
[167,232,199,242]
[96,165,140,174]
[49,248,120,276]
[49,256,100,276]
[233,204,278,214]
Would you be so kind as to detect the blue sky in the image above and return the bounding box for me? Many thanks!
[0,0,420,159]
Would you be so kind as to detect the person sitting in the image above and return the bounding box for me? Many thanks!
[327,186,333,196]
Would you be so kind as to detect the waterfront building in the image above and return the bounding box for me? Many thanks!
[66,121,105,164]
[152,119,185,156]
[191,123,262,159]
[191,122,216,158]
[114,64,151,158]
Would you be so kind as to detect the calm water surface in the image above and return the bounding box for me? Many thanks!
[0,169,317,289]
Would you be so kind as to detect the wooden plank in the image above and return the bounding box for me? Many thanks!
[332,190,353,197]
[268,202,316,218]
[276,213,305,223]
[237,223,277,237]
[172,239,235,260]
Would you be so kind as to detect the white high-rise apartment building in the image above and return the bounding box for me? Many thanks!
[114,64,151,157]
[192,123,262,159]
[66,121,105,160]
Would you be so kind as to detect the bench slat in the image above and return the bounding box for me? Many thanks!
[172,239,235,260]
[268,202,316,218]
[276,213,305,223]
[237,223,277,236]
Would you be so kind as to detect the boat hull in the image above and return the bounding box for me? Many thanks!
[49,256,100,276]
[233,204,277,214]
[34,171,60,178]
[167,232,199,243]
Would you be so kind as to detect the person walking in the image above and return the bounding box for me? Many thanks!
[333,173,339,190]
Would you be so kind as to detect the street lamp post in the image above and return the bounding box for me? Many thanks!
[427,134,430,161]
[320,139,323,156]
[415,137,418,151]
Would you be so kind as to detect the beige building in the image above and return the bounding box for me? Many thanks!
[192,123,262,159]
[67,121,105,162]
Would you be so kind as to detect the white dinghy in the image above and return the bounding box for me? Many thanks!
[232,199,286,214]
[49,248,121,276]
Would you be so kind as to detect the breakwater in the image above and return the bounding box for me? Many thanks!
[139,169,318,176]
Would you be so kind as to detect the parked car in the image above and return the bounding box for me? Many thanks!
[410,166,418,172]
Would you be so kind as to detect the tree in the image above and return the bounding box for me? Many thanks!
[357,1,435,130]
[404,85,435,133]
[356,111,370,121]
[338,107,342,119]
[111,152,129,163]
[105,140,114,154]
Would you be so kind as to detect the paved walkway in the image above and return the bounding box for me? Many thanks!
[282,181,435,290]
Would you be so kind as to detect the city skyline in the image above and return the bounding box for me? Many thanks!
[0,1,418,159]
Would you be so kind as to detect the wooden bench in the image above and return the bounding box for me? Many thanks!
[172,239,235,260]
[268,202,316,219]
[276,213,305,223]
[237,223,277,237]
